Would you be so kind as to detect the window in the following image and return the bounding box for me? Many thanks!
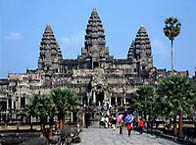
[8,98,12,109]
[111,97,115,105]
[21,97,25,109]
[93,62,99,69]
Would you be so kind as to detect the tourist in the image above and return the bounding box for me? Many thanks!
[117,114,124,134]
[111,114,117,130]
[125,113,134,136]
[138,118,144,135]
[105,114,109,128]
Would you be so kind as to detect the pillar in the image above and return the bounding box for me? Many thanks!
[115,97,117,106]
[93,91,96,104]
[124,97,126,105]
[87,97,90,106]
[81,96,83,105]
[70,112,74,123]
[82,113,85,127]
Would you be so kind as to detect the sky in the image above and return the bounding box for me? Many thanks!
[0,0,195,78]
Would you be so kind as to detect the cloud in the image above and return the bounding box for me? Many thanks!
[6,32,23,40]
[62,31,84,51]
[151,39,169,56]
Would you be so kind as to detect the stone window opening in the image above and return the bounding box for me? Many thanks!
[8,98,12,109]
[21,97,25,109]
[93,62,99,69]
[0,101,7,111]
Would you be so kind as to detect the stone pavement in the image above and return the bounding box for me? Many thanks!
[77,128,182,145]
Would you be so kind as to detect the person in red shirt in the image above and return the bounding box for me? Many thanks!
[138,118,144,135]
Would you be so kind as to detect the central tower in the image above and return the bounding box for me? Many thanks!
[79,8,113,69]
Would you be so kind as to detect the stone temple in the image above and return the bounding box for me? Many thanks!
[0,9,188,115]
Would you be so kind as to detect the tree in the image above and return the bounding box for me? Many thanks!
[157,75,195,136]
[163,17,181,71]
[26,94,56,137]
[51,88,80,130]
[132,85,157,124]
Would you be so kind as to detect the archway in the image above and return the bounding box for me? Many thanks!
[96,91,104,106]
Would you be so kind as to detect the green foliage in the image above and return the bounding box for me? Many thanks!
[51,88,80,119]
[26,94,57,122]
[132,85,157,120]
[163,17,181,41]
[26,88,80,122]
[157,75,196,118]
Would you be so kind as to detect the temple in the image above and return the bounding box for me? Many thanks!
[0,9,188,119]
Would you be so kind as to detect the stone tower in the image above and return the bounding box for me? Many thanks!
[127,40,135,61]
[38,25,63,73]
[127,26,153,77]
[134,26,153,69]
[79,9,112,69]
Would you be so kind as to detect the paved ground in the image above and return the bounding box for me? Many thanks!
[77,127,182,145]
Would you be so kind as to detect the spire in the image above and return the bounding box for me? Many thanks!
[133,25,153,71]
[127,40,135,60]
[80,8,109,58]
[134,25,152,60]
[135,25,151,50]
[45,25,53,33]
[38,25,62,73]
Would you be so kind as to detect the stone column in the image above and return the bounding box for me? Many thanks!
[16,96,20,110]
[80,96,83,105]
[109,97,111,106]
[12,99,14,110]
[124,97,126,105]
[115,97,117,106]
[82,113,85,127]
[121,98,123,106]
[93,91,96,104]
[7,99,9,110]
[70,112,74,123]
[87,97,90,106]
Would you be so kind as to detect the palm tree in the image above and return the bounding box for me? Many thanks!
[26,94,56,137]
[163,17,181,71]
[132,85,157,126]
[51,88,80,131]
[157,75,195,136]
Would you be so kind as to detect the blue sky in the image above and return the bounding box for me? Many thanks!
[0,0,195,77]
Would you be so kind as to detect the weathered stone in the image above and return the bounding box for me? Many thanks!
[0,9,188,115]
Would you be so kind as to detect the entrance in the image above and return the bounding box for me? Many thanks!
[96,91,104,106]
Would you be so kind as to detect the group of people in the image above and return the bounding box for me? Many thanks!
[100,114,117,129]
[117,113,144,136]
[100,112,144,136]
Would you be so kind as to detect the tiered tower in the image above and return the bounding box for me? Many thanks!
[127,40,135,61]
[80,8,110,59]
[38,25,63,73]
[128,26,153,74]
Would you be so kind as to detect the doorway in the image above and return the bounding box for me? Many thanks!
[96,91,104,106]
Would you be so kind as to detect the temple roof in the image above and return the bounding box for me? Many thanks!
[134,25,151,51]
[80,8,109,58]
[127,40,135,60]
[38,25,63,72]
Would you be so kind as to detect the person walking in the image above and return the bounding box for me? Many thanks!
[117,114,124,134]
[112,114,117,130]
[125,113,134,136]
[138,118,144,135]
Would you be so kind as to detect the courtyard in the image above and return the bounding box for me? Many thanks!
[78,128,181,145]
